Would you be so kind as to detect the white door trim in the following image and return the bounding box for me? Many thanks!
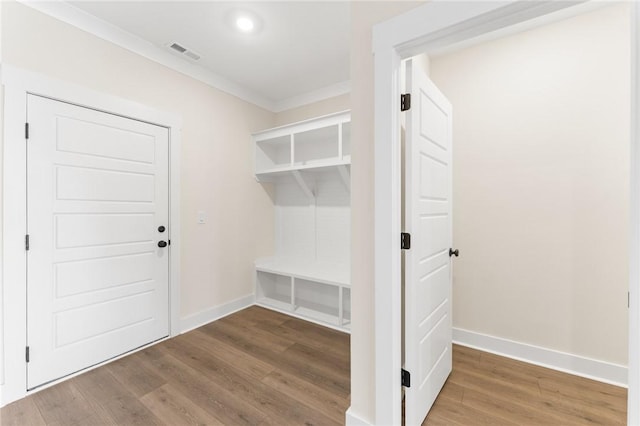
[0,64,182,406]
[370,1,639,425]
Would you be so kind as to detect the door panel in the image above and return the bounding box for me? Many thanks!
[27,95,170,389]
[55,166,155,202]
[404,59,453,425]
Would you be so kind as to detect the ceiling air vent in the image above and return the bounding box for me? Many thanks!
[167,42,201,61]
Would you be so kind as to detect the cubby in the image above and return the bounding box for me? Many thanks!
[255,135,291,173]
[255,271,292,311]
[253,111,351,332]
[294,125,339,166]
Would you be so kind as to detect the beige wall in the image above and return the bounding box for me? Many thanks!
[350,2,423,423]
[274,93,350,126]
[1,1,276,319]
[351,1,630,423]
[0,2,350,326]
[429,4,630,364]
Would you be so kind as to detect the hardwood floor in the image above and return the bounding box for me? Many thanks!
[0,306,627,425]
[424,345,627,425]
[1,306,350,426]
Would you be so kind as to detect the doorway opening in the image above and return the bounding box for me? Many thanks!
[372,1,638,424]
[401,3,630,423]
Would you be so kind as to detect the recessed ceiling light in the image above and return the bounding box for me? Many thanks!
[227,9,262,35]
[236,16,255,33]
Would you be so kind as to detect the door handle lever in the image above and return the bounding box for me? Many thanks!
[449,248,459,257]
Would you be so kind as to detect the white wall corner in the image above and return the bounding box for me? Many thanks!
[180,294,256,334]
[453,328,628,387]
[345,407,374,426]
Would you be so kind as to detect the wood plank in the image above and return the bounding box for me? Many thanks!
[0,395,47,426]
[190,328,276,380]
[146,350,269,425]
[105,350,167,398]
[224,305,293,327]
[1,308,628,426]
[424,395,519,426]
[139,384,225,426]
[71,365,163,426]
[461,387,566,425]
[202,316,295,353]
[200,316,350,398]
[261,369,349,424]
[159,331,340,426]
[32,380,112,426]
[253,320,350,360]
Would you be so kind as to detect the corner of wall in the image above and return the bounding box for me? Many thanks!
[345,407,373,426]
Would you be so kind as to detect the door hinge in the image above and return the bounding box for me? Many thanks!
[402,369,411,387]
[25,234,30,251]
[25,346,30,363]
[25,122,29,140]
[401,93,411,111]
[401,232,411,250]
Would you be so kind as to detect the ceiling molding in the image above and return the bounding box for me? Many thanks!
[16,1,351,114]
[272,80,351,113]
[17,0,277,111]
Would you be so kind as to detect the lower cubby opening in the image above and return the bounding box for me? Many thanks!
[294,278,340,325]
[342,287,351,328]
[256,271,292,311]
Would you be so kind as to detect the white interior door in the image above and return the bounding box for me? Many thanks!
[26,95,170,389]
[403,59,453,425]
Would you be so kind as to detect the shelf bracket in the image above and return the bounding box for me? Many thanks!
[337,165,350,193]
[291,170,315,201]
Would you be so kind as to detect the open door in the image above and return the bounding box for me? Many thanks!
[403,59,453,425]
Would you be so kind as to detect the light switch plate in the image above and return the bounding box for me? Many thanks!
[197,210,206,224]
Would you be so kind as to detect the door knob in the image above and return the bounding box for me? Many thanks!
[158,240,168,248]
[449,248,459,257]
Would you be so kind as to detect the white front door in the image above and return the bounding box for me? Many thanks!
[26,95,170,389]
[403,59,453,425]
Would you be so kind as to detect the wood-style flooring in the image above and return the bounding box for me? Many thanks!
[1,306,350,425]
[424,345,627,425]
[1,305,628,425]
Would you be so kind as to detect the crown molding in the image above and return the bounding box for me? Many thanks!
[17,0,277,111]
[16,1,351,114]
[273,80,351,113]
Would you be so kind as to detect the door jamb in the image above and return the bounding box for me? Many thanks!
[0,64,183,406]
[371,1,639,425]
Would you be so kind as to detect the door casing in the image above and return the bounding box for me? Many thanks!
[0,64,182,406]
[369,2,640,425]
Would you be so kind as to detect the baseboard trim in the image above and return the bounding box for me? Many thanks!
[180,294,255,333]
[345,407,373,426]
[453,327,628,387]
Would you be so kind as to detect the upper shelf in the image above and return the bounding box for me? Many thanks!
[254,110,351,177]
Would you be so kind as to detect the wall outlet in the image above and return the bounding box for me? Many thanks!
[197,210,206,224]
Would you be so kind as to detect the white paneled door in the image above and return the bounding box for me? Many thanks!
[403,59,453,425]
[26,95,170,389]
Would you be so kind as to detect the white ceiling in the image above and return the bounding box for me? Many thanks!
[63,1,350,111]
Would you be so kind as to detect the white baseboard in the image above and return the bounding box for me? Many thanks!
[180,294,255,333]
[453,327,628,387]
[345,407,373,426]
